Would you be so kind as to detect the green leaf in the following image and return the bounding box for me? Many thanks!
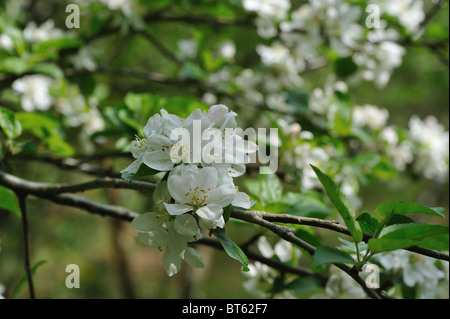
[0,57,29,74]
[311,165,363,243]
[375,201,445,218]
[212,227,249,272]
[286,91,309,116]
[286,277,321,294]
[222,204,233,223]
[0,185,20,217]
[334,56,358,78]
[356,212,380,235]
[12,260,47,299]
[368,223,450,253]
[121,163,161,183]
[34,37,83,53]
[29,63,64,79]
[0,107,22,139]
[283,193,334,219]
[16,112,74,156]
[313,245,356,267]
[244,174,282,207]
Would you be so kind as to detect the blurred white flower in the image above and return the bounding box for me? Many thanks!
[70,47,97,72]
[379,126,414,171]
[408,115,449,181]
[0,284,5,299]
[0,33,14,50]
[352,104,389,131]
[12,75,54,112]
[177,39,198,60]
[354,27,406,88]
[257,43,291,67]
[293,143,330,190]
[218,41,236,60]
[378,250,448,298]
[23,20,63,43]
[377,0,425,33]
[243,0,291,20]
[324,271,368,299]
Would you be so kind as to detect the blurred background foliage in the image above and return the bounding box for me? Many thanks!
[0,0,448,298]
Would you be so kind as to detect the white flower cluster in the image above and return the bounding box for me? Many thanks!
[378,250,449,299]
[127,105,257,276]
[242,236,297,298]
[408,115,449,181]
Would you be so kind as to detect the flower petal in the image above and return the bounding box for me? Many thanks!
[231,192,255,209]
[195,167,219,193]
[183,247,205,268]
[121,157,143,174]
[131,212,164,232]
[206,183,236,207]
[167,175,192,204]
[137,229,168,247]
[164,203,193,215]
[163,247,182,277]
[196,204,223,221]
[143,150,174,171]
[174,214,198,236]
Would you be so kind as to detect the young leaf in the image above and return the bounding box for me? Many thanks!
[121,163,161,183]
[375,201,445,219]
[313,245,356,267]
[212,227,249,272]
[0,185,20,217]
[368,223,450,253]
[311,165,363,243]
[0,106,22,139]
[12,260,47,299]
[356,212,380,235]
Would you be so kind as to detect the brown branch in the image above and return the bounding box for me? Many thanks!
[0,170,155,195]
[234,210,449,262]
[230,210,382,299]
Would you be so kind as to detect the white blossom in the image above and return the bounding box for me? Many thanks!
[243,0,291,20]
[0,33,14,50]
[378,250,448,298]
[12,75,54,112]
[408,115,449,181]
[23,19,63,43]
[352,104,389,131]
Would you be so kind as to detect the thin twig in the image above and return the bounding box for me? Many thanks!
[16,192,35,299]
[230,210,382,299]
[0,170,156,195]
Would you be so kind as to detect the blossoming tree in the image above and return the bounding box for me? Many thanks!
[0,0,449,299]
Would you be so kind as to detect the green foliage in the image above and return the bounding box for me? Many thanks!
[311,165,363,243]
[212,227,250,272]
[16,112,74,156]
[0,106,22,139]
[368,223,449,253]
[11,260,47,299]
[0,185,20,217]
[313,245,356,267]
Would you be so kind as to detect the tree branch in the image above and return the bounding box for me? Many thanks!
[230,210,382,299]
[0,170,155,195]
[233,210,449,262]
